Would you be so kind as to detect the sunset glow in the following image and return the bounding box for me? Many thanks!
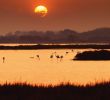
[0,0,110,99]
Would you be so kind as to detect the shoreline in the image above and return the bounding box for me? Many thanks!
[0,44,110,50]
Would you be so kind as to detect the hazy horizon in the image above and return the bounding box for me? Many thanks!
[0,0,110,34]
[0,27,109,43]
[1,27,110,35]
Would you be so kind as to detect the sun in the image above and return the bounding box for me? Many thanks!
[34,5,48,17]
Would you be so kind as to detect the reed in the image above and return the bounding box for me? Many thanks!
[0,81,110,100]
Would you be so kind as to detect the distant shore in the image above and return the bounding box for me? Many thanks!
[0,44,110,50]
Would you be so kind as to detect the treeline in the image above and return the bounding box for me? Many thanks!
[1,28,110,43]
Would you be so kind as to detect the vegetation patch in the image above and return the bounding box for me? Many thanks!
[74,50,110,60]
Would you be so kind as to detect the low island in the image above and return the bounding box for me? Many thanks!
[74,50,110,60]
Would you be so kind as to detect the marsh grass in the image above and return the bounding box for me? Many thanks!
[0,81,110,100]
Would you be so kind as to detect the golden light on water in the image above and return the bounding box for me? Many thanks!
[34,5,48,17]
[0,49,110,85]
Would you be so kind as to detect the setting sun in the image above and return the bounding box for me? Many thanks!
[34,5,48,17]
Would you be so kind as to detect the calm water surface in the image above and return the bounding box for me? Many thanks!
[0,49,110,85]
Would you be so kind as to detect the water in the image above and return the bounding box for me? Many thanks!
[0,49,110,85]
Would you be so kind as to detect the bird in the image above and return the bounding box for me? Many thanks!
[36,55,40,60]
[56,55,60,60]
[2,57,5,63]
[60,55,63,61]
[29,57,34,59]
[66,52,69,55]
[50,55,54,59]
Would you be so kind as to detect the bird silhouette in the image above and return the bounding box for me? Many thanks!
[36,55,40,60]
[56,55,60,60]
[2,57,5,63]
[66,52,69,55]
[60,55,63,61]
[50,55,54,59]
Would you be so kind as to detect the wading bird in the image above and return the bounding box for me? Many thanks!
[36,55,40,60]
[2,57,5,63]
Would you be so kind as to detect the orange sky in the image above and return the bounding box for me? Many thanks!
[0,0,110,34]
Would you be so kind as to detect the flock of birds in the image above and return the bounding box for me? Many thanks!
[1,49,81,63]
[1,49,82,64]
[30,49,74,61]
